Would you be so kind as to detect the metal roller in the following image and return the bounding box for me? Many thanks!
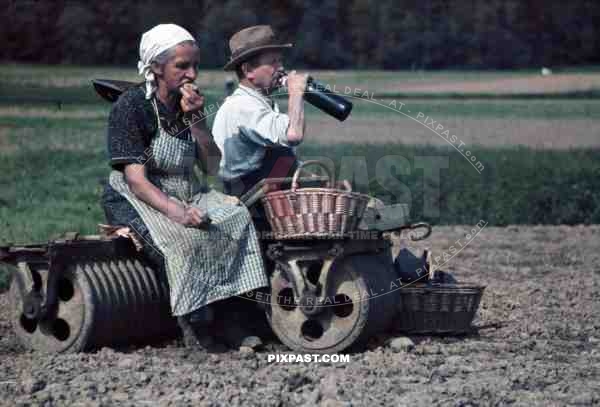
[9,257,176,353]
[266,252,396,353]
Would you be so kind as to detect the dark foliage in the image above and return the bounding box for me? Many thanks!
[2,0,600,69]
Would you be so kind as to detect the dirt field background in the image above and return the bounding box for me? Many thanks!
[378,73,600,95]
[0,226,598,406]
[308,115,600,148]
[1,66,599,405]
[4,65,599,96]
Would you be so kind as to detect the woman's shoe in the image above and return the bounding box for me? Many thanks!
[177,315,216,351]
[188,305,215,326]
[211,298,264,350]
[218,322,263,350]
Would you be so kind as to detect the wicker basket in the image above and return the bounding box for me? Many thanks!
[394,283,485,334]
[261,160,371,239]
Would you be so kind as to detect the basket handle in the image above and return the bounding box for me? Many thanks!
[291,160,335,192]
[339,179,352,192]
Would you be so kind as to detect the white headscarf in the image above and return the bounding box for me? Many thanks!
[137,24,195,99]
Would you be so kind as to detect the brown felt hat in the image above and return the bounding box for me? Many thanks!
[223,25,292,71]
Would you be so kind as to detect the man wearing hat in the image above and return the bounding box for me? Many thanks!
[212,25,308,196]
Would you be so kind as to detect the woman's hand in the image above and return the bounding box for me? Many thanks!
[168,201,209,227]
[223,195,240,206]
[180,83,205,114]
[124,165,210,228]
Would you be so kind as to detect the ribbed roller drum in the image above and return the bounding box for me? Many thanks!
[9,257,176,353]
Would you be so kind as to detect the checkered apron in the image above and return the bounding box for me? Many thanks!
[108,99,267,316]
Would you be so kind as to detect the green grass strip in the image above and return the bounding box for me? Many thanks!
[1,144,599,291]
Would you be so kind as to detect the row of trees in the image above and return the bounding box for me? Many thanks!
[2,0,599,69]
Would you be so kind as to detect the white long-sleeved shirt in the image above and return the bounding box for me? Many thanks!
[212,84,299,182]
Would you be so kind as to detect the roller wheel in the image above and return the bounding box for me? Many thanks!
[9,258,175,353]
[266,254,396,353]
[9,262,95,353]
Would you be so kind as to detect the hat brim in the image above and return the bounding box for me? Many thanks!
[223,43,292,71]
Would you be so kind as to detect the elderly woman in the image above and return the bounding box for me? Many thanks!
[101,24,268,350]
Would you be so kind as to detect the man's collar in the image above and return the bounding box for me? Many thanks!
[237,84,274,108]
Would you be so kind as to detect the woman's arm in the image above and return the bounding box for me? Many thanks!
[124,163,206,226]
[188,119,221,175]
[180,85,221,175]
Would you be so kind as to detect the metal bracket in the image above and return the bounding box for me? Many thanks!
[405,222,432,241]
[360,203,410,231]
[382,222,432,241]
[266,239,385,316]
[26,243,64,322]
[15,262,44,320]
